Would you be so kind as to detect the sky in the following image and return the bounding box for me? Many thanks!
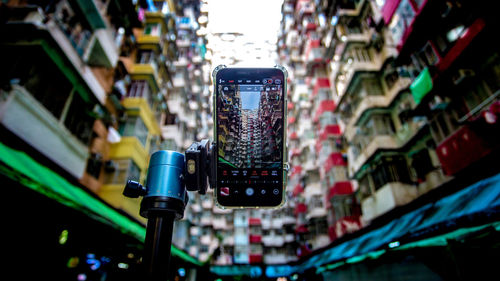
[206,0,284,67]
[240,90,261,110]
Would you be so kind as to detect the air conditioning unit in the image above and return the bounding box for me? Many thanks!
[104,160,116,173]
[452,69,475,85]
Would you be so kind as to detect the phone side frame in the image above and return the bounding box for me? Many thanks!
[211,65,289,209]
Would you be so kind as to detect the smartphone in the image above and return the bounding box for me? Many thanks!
[212,65,288,208]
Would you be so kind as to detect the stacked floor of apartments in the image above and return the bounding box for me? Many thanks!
[277,0,500,264]
[0,0,208,277]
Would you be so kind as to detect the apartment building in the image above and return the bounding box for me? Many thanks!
[277,0,500,260]
[0,1,207,279]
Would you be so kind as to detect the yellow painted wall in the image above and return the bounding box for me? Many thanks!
[109,136,148,170]
[122,97,161,136]
[98,183,147,224]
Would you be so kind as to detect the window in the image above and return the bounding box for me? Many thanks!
[361,76,383,97]
[309,195,323,210]
[429,111,459,144]
[104,159,140,185]
[356,175,373,201]
[120,116,149,146]
[384,68,400,90]
[128,80,153,108]
[144,23,161,36]
[2,46,74,120]
[64,94,96,145]
[371,155,412,190]
[86,153,103,179]
[411,148,435,181]
[389,0,416,44]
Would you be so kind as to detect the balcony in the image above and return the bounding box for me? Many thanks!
[436,124,498,176]
[348,135,397,177]
[336,45,397,100]
[200,216,212,226]
[344,77,412,140]
[222,235,234,246]
[361,182,418,223]
[262,235,285,247]
[328,215,362,241]
[335,26,372,54]
[264,254,287,264]
[84,28,119,68]
[234,234,249,245]
[249,218,261,226]
[201,198,213,209]
[323,152,347,175]
[294,203,308,216]
[295,0,315,17]
[249,235,262,244]
[337,0,367,17]
[161,124,183,150]
[313,100,336,123]
[317,124,342,149]
[130,63,160,93]
[249,254,263,264]
[190,226,201,236]
[109,132,149,169]
[212,217,228,229]
[312,77,332,99]
[122,97,161,136]
[394,117,427,147]
[200,234,213,245]
[304,39,325,64]
[0,85,89,178]
[44,20,107,104]
[327,181,354,201]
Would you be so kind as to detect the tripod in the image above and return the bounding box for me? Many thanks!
[123,140,214,281]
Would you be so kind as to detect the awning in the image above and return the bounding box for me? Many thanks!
[0,142,201,266]
[212,172,500,278]
[292,172,500,274]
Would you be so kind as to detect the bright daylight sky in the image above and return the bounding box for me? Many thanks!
[206,0,284,67]
[240,91,261,110]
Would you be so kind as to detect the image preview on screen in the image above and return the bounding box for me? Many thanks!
[217,84,283,169]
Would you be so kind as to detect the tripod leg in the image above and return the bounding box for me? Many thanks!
[143,212,176,281]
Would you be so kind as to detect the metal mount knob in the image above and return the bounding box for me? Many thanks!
[123,180,147,198]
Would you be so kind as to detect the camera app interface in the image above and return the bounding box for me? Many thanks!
[216,76,284,205]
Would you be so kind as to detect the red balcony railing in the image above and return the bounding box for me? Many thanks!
[435,18,485,74]
[294,203,307,215]
[249,235,262,243]
[292,184,304,197]
[328,215,362,241]
[295,224,309,234]
[327,181,354,201]
[436,123,496,176]
[312,78,331,97]
[324,152,347,174]
[289,165,302,177]
[313,100,336,122]
[318,124,341,141]
[249,218,261,226]
[249,254,263,264]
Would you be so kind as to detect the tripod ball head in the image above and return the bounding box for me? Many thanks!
[139,150,187,220]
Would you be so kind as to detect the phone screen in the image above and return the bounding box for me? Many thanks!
[214,67,286,207]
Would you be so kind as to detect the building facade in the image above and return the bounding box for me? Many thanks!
[277,0,500,263]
